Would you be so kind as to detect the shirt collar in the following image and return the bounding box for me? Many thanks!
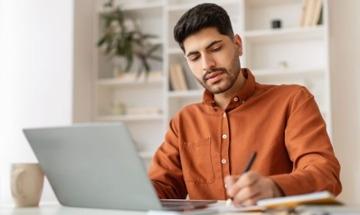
[202,68,256,109]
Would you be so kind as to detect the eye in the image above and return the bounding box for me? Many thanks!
[189,55,200,62]
[211,46,222,52]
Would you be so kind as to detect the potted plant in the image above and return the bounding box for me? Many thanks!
[97,0,162,78]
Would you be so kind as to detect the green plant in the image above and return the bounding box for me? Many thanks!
[97,0,162,76]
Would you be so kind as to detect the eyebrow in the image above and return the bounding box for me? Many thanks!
[186,40,223,58]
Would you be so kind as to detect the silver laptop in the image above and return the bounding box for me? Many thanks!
[23,123,216,211]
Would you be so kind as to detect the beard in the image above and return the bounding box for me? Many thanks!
[197,65,240,94]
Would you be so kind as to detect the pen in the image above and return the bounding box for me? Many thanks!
[242,152,257,173]
[226,152,257,206]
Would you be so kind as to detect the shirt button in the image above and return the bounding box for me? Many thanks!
[223,113,226,118]
[222,134,228,139]
[221,158,227,164]
[233,97,239,102]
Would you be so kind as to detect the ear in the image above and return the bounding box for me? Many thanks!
[233,34,243,56]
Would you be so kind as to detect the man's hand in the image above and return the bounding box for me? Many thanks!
[224,172,283,206]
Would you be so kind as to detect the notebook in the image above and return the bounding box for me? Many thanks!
[23,123,216,211]
[257,191,342,209]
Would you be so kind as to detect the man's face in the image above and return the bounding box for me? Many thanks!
[183,27,243,94]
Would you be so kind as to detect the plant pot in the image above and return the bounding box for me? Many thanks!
[111,56,127,78]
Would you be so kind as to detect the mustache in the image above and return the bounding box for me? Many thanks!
[202,68,227,82]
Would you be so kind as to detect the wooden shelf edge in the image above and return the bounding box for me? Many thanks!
[96,114,164,122]
[166,0,238,12]
[244,26,325,42]
[117,1,164,12]
[97,78,164,86]
[254,68,325,77]
[168,90,203,98]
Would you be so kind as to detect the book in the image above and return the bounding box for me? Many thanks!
[302,0,323,27]
[170,63,188,91]
[169,64,182,91]
[174,63,188,91]
[303,0,315,27]
[295,205,360,215]
[310,0,323,26]
[299,0,310,27]
[257,191,342,209]
[147,192,342,215]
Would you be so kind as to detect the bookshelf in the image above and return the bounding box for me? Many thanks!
[242,0,331,133]
[74,0,332,166]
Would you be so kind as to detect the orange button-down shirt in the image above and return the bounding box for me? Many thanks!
[148,69,341,200]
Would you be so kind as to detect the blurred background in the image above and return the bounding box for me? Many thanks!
[0,0,359,206]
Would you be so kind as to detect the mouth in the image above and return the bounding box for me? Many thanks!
[205,71,225,84]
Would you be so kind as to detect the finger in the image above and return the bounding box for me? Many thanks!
[240,193,262,206]
[228,172,259,196]
[224,175,239,187]
[236,172,260,188]
[224,175,239,195]
[232,183,261,205]
[234,177,278,206]
[240,188,273,206]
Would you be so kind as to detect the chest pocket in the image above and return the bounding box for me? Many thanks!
[180,137,215,184]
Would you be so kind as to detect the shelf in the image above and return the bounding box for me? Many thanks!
[244,26,325,43]
[96,114,164,122]
[245,0,300,8]
[121,1,164,11]
[97,77,164,87]
[168,47,183,55]
[99,2,163,15]
[86,0,332,165]
[139,151,154,159]
[168,90,203,98]
[166,0,239,12]
[254,68,325,78]
[148,38,164,45]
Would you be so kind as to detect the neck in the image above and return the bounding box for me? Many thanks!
[214,69,245,110]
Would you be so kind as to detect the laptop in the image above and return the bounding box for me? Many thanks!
[23,123,216,211]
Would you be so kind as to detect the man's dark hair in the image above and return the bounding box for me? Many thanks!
[173,3,234,52]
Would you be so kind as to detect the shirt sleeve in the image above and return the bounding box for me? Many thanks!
[270,86,342,196]
[148,115,187,199]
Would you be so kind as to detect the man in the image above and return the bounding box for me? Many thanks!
[148,3,341,206]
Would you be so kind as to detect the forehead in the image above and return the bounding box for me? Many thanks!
[183,27,229,54]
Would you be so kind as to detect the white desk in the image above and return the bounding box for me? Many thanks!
[7,204,360,215]
[0,205,260,215]
[0,205,147,215]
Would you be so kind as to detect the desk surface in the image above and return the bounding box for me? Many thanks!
[3,204,360,215]
[0,205,260,215]
[0,205,150,215]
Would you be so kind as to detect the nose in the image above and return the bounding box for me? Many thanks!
[202,53,216,72]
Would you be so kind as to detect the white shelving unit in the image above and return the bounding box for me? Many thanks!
[242,0,331,134]
[86,0,332,165]
[92,0,166,165]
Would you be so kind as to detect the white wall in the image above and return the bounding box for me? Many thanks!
[0,0,74,204]
[329,0,360,204]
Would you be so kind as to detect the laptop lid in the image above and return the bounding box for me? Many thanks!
[23,123,163,211]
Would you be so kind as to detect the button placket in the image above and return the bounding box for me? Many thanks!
[220,111,230,176]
